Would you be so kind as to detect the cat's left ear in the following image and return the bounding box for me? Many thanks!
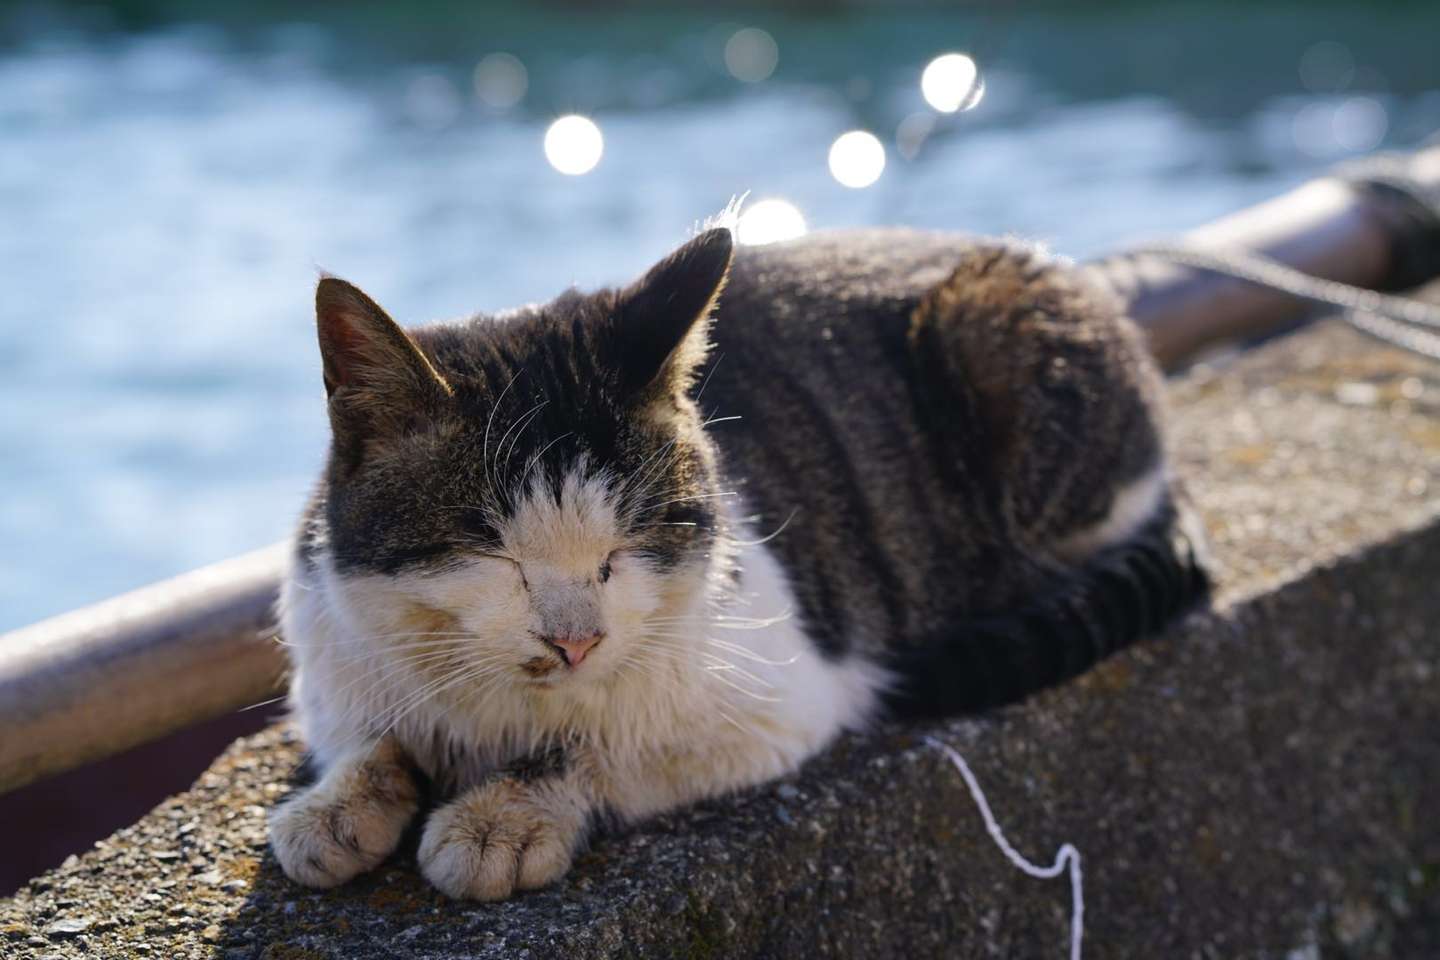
[613,227,733,399]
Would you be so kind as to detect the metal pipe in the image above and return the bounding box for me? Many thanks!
[2,147,1438,796]
[1092,145,1440,370]
[0,546,288,793]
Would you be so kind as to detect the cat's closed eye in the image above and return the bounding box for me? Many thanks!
[466,551,527,590]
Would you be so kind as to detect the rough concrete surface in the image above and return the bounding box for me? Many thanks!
[3,318,1439,959]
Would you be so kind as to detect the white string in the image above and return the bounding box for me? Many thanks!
[924,735,1084,960]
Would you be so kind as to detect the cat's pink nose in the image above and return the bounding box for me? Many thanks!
[547,631,603,667]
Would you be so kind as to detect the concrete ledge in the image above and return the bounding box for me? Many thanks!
[3,317,1439,958]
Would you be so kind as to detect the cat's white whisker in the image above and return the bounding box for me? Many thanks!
[321,656,512,731]
[699,653,776,690]
[324,645,486,702]
[727,508,798,547]
[482,370,524,491]
[639,630,796,668]
[373,658,512,742]
[705,637,800,667]
[520,431,574,486]
[703,666,784,703]
[620,436,683,508]
[278,630,481,649]
[637,490,739,514]
[693,353,724,405]
[239,693,288,713]
[642,609,793,630]
[496,398,550,476]
[715,708,750,735]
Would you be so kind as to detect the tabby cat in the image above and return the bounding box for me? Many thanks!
[269,224,1205,900]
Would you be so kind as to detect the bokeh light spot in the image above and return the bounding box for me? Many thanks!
[921,53,984,113]
[544,115,604,176]
[736,199,807,245]
[1292,97,1388,158]
[1333,96,1387,152]
[828,130,885,189]
[724,28,779,83]
[474,52,528,110]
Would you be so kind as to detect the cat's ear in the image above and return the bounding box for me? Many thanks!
[315,277,451,433]
[613,227,733,398]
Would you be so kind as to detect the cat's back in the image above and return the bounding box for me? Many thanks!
[708,228,987,452]
[724,228,977,312]
[702,228,1172,663]
[711,227,1029,406]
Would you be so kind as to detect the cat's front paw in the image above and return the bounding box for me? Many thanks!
[269,742,421,889]
[418,778,588,901]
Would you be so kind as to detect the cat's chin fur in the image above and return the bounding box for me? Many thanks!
[281,488,888,821]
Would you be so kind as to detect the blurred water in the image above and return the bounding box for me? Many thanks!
[1,3,1437,630]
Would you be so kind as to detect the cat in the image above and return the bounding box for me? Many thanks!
[268,223,1206,901]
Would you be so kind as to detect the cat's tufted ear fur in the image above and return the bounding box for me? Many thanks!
[315,277,451,446]
[612,227,733,400]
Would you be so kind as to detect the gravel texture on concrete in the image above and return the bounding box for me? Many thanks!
[3,318,1439,959]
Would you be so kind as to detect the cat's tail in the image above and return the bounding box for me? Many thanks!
[881,504,1210,719]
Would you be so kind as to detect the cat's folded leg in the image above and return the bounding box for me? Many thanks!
[417,751,592,901]
[269,735,422,889]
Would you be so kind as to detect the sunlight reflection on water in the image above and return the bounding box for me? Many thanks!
[921,53,984,114]
[0,7,1435,628]
[543,114,604,175]
[736,198,807,245]
[828,130,886,188]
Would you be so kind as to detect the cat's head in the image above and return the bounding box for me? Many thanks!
[308,228,734,694]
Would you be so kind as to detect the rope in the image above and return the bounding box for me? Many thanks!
[925,736,1085,960]
[1129,241,1440,362]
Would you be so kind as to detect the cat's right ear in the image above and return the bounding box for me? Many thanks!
[315,277,451,434]
[612,227,733,400]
